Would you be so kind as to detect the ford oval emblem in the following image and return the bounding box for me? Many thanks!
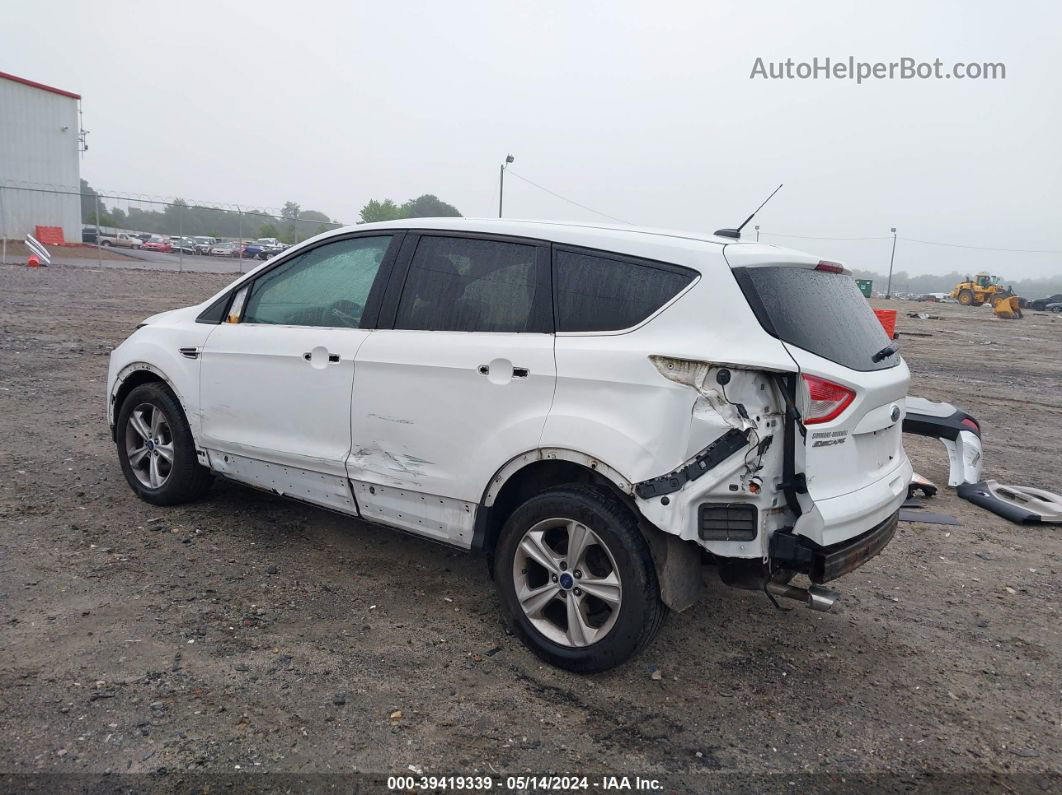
[891,405,901,423]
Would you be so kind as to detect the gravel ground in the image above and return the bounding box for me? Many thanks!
[0,264,1059,792]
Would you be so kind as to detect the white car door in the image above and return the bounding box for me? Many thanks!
[198,233,399,511]
[348,233,556,546]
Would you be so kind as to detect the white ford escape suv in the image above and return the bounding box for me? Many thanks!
[107,218,910,672]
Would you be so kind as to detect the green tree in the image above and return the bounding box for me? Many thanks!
[280,201,301,243]
[359,198,405,223]
[257,222,280,239]
[80,179,107,224]
[401,194,461,218]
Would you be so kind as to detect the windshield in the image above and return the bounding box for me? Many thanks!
[733,266,897,372]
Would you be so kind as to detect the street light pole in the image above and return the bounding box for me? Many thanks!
[498,154,514,217]
[886,227,897,299]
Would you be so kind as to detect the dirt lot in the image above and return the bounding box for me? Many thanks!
[1,264,1060,791]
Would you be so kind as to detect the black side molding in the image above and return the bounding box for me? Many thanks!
[634,428,751,499]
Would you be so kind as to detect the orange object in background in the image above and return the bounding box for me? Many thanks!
[873,308,897,339]
[26,255,40,268]
[34,225,65,245]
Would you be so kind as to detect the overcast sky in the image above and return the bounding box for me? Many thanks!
[4,0,1060,278]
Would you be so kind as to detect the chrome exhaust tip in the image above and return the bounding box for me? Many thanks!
[766,582,841,612]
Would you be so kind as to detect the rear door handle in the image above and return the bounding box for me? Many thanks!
[303,351,341,363]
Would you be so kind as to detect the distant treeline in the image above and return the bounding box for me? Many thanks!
[850,267,1062,298]
[79,180,466,242]
[80,180,335,243]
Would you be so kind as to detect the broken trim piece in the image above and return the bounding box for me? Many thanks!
[634,428,752,499]
[958,481,1062,525]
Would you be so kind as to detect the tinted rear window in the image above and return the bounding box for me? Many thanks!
[395,236,542,332]
[555,250,694,332]
[734,266,895,371]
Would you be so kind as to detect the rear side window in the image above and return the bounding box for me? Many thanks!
[395,236,542,332]
[554,249,694,332]
[243,236,391,328]
[734,266,895,371]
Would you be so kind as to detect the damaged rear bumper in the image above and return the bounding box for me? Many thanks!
[770,509,899,583]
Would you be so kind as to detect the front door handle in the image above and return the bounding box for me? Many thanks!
[303,351,341,363]
[477,361,529,379]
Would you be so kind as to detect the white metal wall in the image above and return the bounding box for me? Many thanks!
[0,77,81,242]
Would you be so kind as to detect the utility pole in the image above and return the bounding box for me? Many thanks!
[95,193,102,267]
[498,154,514,217]
[886,227,897,299]
[0,187,6,266]
[177,202,183,274]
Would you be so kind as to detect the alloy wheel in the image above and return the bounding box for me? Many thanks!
[125,402,174,489]
[513,518,622,648]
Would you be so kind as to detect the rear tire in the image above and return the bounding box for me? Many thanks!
[116,382,212,506]
[494,485,666,673]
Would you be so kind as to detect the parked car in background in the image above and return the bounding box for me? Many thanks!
[1046,302,1062,313]
[171,237,197,255]
[106,218,911,672]
[141,240,173,253]
[193,237,217,255]
[98,232,143,249]
[134,233,152,243]
[82,228,98,244]
[208,242,240,257]
[241,243,267,260]
[1028,293,1062,311]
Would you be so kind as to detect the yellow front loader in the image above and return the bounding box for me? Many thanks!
[951,273,1023,318]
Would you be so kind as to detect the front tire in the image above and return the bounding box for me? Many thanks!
[494,486,666,673]
[116,382,212,506]
[957,289,975,306]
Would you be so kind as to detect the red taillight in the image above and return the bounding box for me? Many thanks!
[802,374,856,425]
[815,260,846,274]
[961,417,980,434]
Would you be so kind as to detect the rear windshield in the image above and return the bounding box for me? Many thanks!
[733,266,896,371]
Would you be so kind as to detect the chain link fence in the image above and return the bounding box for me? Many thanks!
[0,180,349,273]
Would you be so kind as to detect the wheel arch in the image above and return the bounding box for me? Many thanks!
[109,363,186,441]
[473,448,635,557]
[473,448,705,612]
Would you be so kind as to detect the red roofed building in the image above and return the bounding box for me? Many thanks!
[0,71,83,244]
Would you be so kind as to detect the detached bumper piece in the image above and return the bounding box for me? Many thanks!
[770,510,899,583]
[958,481,1062,525]
[903,396,983,486]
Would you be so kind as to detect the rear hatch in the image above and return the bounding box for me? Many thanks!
[728,255,909,502]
